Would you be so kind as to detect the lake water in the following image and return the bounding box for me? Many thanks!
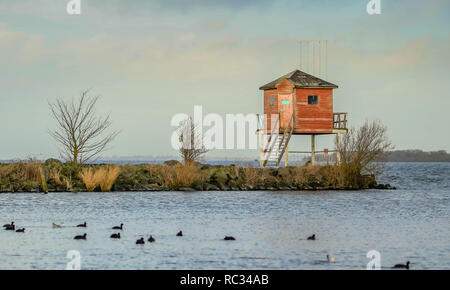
[0,163,448,270]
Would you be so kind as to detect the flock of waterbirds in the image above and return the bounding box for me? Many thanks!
[2,221,412,269]
[2,220,232,245]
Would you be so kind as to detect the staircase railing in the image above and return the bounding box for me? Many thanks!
[262,114,280,165]
[333,112,348,129]
[276,113,295,165]
[262,113,294,167]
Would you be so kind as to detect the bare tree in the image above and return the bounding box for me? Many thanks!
[337,120,393,185]
[177,116,208,164]
[48,91,119,168]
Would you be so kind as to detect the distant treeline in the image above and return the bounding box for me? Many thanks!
[387,150,450,162]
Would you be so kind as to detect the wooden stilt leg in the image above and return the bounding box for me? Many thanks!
[336,132,341,165]
[285,145,289,167]
[259,131,264,168]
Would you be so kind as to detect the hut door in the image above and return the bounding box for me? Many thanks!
[278,94,293,131]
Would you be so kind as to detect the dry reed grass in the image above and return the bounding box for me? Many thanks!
[95,166,120,192]
[0,159,42,183]
[79,166,120,192]
[79,168,97,192]
[63,176,73,191]
[49,169,63,185]
[161,163,202,189]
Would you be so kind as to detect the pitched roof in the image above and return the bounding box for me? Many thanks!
[259,70,338,90]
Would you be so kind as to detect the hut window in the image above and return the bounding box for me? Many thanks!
[308,95,318,105]
[270,95,275,106]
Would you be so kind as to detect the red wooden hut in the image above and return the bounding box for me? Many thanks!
[258,70,347,167]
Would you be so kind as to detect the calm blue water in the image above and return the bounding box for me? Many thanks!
[0,163,448,270]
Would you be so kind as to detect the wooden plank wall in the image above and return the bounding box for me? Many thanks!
[263,84,335,134]
[263,89,278,132]
[294,88,333,134]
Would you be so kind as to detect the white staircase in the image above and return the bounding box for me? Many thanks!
[261,114,294,168]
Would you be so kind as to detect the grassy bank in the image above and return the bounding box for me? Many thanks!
[0,158,394,193]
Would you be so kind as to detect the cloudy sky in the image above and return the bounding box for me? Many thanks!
[0,0,449,160]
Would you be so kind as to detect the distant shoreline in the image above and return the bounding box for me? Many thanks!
[2,149,450,165]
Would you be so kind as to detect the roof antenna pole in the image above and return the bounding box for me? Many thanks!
[300,40,302,70]
[309,41,312,74]
[325,40,328,79]
[312,41,315,76]
[298,40,328,77]
[319,40,322,78]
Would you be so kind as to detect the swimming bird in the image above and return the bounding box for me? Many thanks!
[224,236,236,241]
[76,222,87,228]
[148,235,155,243]
[112,223,123,230]
[74,233,87,240]
[136,238,145,244]
[392,261,411,269]
[3,222,14,228]
[110,233,121,239]
[307,234,316,240]
[16,228,25,233]
[4,224,15,231]
[52,223,62,229]
[327,255,336,263]
[176,231,183,237]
